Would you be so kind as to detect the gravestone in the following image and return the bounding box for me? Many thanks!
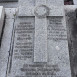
[0,0,18,2]
[0,6,4,39]
[6,0,72,77]
[0,8,17,77]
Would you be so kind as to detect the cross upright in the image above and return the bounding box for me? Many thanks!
[18,0,64,62]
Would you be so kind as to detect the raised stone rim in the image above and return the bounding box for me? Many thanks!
[34,5,50,18]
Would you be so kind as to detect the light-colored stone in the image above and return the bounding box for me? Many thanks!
[5,8,17,19]
[18,0,64,62]
[0,19,15,77]
[0,6,4,38]
[6,0,72,77]
[0,2,18,8]
[34,0,47,62]
[18,0,64,17]
[0,8,16,77]
[47,0,64,6]
[34,17,47,62]
[73,0,77,5]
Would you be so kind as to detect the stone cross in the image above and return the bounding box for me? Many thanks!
[18,0,64,62]
[4,0,72,77]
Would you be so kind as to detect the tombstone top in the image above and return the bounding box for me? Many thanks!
[19,0,64,6]
[18,0,64,17]
[18,0,65,62]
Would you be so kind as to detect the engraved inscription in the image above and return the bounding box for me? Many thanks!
[13,18,35,60]
[47,17,67,40]
[15,64,61,77]
[9,17,66,77]
[8,17,70,77]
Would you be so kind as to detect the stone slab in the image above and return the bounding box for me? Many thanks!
[34,0,47,62]
[0,8,16,77]
[6,0,72,77]
[18,0,64,17]
[7,7,72,77]
[47,0,64,6]
[0,19,15,77]
[18,5,64,17]
[0,6,4,38]
[19,0,64,6]
[7,16,72,77]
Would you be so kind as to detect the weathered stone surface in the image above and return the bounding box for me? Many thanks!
[0,6,4,38]
[0,8,16,77]
[18,0,64,16]
[8,17,72,77]
[47,0,64,6]
[5,8,17,19]
[6,0,72,77]
[34,17,47,62]
[34,0,47,62]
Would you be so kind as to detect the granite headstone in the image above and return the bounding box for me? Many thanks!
[0,8,17,77]
[6,0,72,77]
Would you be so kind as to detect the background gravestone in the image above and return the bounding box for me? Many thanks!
[6,0,72,77]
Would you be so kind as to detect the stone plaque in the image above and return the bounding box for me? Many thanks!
[47,17,67,40]
[0,6,4,39]
[7,0,72,77]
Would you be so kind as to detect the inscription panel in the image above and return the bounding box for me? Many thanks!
[13,17,35,60]
[8,17,71,77]
[47,17,67,41]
